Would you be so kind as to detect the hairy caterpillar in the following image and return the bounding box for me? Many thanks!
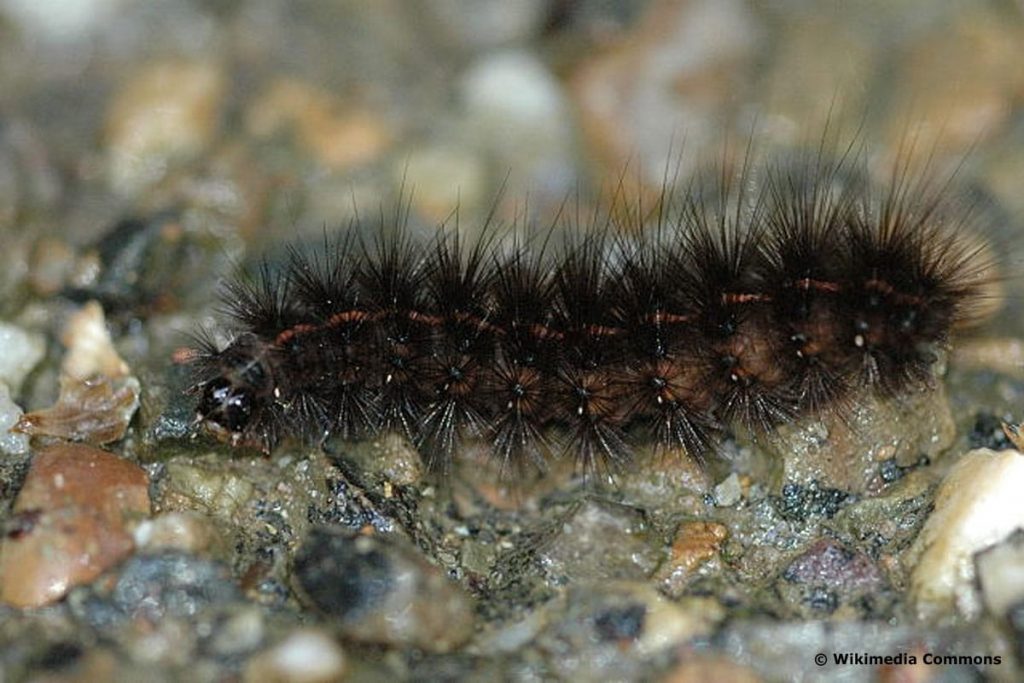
[186,146,995,476]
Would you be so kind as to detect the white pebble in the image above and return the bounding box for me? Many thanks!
[459,50,575,195]
[62,300,130,380]
[714,472,742,507]
[0,382,29,455]
[1,0,120,42]
[909,448,1024,618]
[210,607,265,656]
[0,321,45,394]
[245,629,346,683]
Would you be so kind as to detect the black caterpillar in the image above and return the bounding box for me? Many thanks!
[186,148,994,475]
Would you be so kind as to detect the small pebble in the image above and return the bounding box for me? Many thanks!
[658,524,727,599]
[778,538,889,617]
[294,527,474,652]
[0,321,45,394]
[0,443,150,607]
[665,522,726,575]
[1,0,119,42]
[14,375,141,444]
[247,79,392,172]
[61,300,129,381]
[782,539,883,590]
[27,236,76,296]
[244,629,346,683]
[459,49,576,199]
[72,551,240,628]
[15,301,140,444]
[159,458,256,520]
[132,511,225,557]
[773,481,849,522]
[715,473,743,506]
[0,383,30,455]
[209,606,266,657]
[909,448,1024,618]
[968,411,1012,451]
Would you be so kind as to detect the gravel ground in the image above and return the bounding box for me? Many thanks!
[1,1,1024,681]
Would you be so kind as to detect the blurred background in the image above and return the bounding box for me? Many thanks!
[0,0,1022,314]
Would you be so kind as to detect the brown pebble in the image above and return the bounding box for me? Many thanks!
[0,443,149,607]
[876,646,933,683]
[657,521,727,597]
[670,522,728,573]
[14,375,140,445]
[661,655,762,683]
[27,237,76,296]
[14,301,140,445]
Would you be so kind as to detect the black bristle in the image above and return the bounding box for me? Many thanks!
[358,229,430,441]
[221,262,298,337]
[760,152,859,415]
[416,229,496,469]
[187,145,997,478]
[682,165,799,432]
[551,232,633,473]
[484,356,552,472]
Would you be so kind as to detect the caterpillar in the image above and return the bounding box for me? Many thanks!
[186,146,996,476]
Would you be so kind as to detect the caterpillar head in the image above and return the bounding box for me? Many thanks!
[196,376,256,434]
[190,335,274,443]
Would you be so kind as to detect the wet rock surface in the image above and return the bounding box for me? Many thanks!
[537,499,662,583]
[766,386,956,495]
[1,1,1023,681]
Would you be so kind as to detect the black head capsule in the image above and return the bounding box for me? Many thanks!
[192,336,275,438]
[197,377,255,432]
